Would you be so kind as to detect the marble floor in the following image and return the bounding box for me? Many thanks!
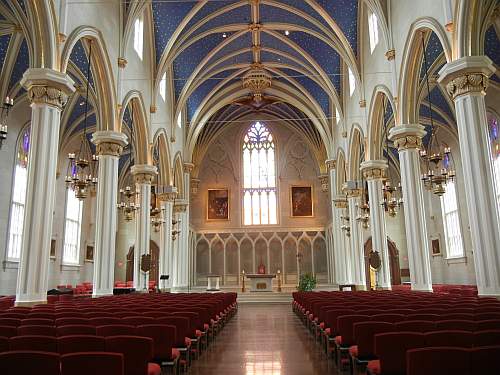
[189,304,335,375]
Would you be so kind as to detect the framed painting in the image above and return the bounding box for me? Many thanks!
[50,239,56,259]
[85,245,94,262]
[431,236,441,256]
[290,185,313,217]
[207,189,229,221]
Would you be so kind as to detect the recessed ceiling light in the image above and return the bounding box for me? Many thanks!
[222,33,227,38]
[284,30,290,36]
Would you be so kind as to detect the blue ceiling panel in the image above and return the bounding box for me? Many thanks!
[260,32,311,69]
[209,32,252,64]
[207,50,252,75]
[286,31,341,90]
[384,100,394,128]
[66,96,94,130]
[0,34,11,71]
[187,69,239,121]
[152,1,197,65]
[315,0,358,56]
[118,153,131,174]
[260,4,323,34]
[173,33,224,99]
[123,106,133,131]
[8,38,29,93]
[420,31,444,79]
[69,113,97,137]
[69,40,94,88]
[15,0,27,14]
[190,4,250,37]
[181,1,238,35]
[485,26,500,66]
[276,1,329,28]
[419,103,449,126]
[261,50,303,70]
[426,86,455,122]
[280,67,329,116]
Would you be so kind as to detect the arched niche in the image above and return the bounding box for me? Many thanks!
[240,238,253,274]
[298,237,312,276]
[211,239,224,279]
[195,239,209,285]
[225,239,239,285]
[255,238,268,272]
[269,238,283,274]
[284,237,297,284]
[313,237,328,282]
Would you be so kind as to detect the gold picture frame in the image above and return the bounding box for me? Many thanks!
[207,188,230,221]
[50,239,56,259]
[85,245,94,262]
[290,185,314,217]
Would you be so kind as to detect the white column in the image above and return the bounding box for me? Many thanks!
[361,160,392,289]
[91,131,128,297]
[333,195,351,285]
[131,164,157,291]
[324,161,337,284]
[346,187,367,290]
[16,69,75,306]
[389,124,433,292]
[438,56,500,296]
[172,200,189,290]
[158,187,177,290]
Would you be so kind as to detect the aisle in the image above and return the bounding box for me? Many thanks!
[189,304,333,375]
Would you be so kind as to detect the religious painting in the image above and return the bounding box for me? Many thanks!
[431,237,441,256]
[290,185,313,217]
[50,239,56,259]
[85,245,94,262]
[207,189,229,221]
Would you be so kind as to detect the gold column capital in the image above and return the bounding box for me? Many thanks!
[131,164,157,184]
[333,195,348,209]
[388,124,426,151]
[92,130,128,157]
[360,160,388,180]
[183,162,195,174]
[325,159,337,171]
[21,69,76,110]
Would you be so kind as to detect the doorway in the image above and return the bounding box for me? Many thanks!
[125,240,160,283]
[364,237,401,290]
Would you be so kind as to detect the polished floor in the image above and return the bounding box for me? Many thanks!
[189,304,334,375]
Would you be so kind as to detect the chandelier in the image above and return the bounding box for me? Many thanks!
[340,211,351,237]
[150,156,165,232]
[242,64,272,102]
[419,32,455,196]
[356,190,370,229]
[380,97,403,217]
[117,106,139,221]
[65,41,98,200]
[0,96,13,149]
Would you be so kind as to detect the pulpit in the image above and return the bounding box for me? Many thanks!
[246,274,276,292]
[207,274,221,291]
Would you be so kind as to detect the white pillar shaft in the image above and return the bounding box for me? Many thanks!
[175,210,189,289]
[367,179,392,289]
[134,183,151,290]
[328,169,337,284]
[16,103,62,305]
[348,196,367,289]
[93,154,119,296]
[454,92,500,296]
[159,201,173,289]
[399,148,433,291]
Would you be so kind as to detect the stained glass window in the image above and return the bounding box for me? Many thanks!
[7,126,30,260]
[243,122,277,225]
[63,188,83,264]
[440,181,465,258]
[489,115,500,211]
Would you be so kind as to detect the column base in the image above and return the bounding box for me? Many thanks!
[411,284,433,292]
[354,284,368,291]
[375,285,393,290]
[15,299,47,307]
[92,289,113,298]
[171,286,190,293]
[477,286,500,298]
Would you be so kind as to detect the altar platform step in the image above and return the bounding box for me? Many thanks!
[237,292,293,304]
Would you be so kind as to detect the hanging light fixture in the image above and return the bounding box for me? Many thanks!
[380,97,403,217]
[340,212,351,237]
[65,41,98,199]
[150,144,165,232]
[356,179,370,229]
[117,106,139,221]
[419,32,455,196]
[0,96,14,149]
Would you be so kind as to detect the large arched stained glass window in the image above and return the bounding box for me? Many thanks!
[489,114,500,210]
[243,122,277,225]
[7,126,30,260]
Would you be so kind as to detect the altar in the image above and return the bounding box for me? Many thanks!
[246,274,276,292]
[207,274,221,291]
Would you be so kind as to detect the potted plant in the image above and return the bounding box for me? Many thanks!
[297,273,317,292]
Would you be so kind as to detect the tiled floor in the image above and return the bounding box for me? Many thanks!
[189,304,335,375]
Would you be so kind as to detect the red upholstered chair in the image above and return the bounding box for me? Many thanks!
[370,314,405,323]
[136,324,178,372]
[96,325,136,337]
[0,336,9,353]
[435,320,476,331]
[351,322,395,360]
[475,312,500,321]
[55,317,89,326]
[0,350,61,375]
[122,316,155,326]
[83,312,114,319]
[9,335,58,352]
[26,313,54,320]
[442,313,474,321]
[18,325,56,336]
[473,330,500,346]
[89,317,123,326]
[57,324,97,336]
[367,332,426,375]
[0,313,25,319]
[406,347,470,375]
[470,345,500,373]
[476,319,500,330]
[0,326,17,338]
[21,318,54,326]
[105,336,161,375]
[424,330,474,348]
[395,320,436,333]
[57,335,106,354]
[0,318,21,327]
[61,352,124,375]
[406,314,440,321]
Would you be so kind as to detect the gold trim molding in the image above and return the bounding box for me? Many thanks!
[445,73,489,100]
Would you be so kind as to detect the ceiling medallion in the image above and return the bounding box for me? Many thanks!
[242,65,272,102]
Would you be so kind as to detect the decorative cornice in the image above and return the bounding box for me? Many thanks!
[360,160,388,181]
[91,131,128,157]
[445,73,489,99]
[325,159,337,171]
[118,57,127,68]
[318,174,329,193]
[131,164,157,184]
[385,49,395,61]
[183,162,195,174]
[388,124,426,151]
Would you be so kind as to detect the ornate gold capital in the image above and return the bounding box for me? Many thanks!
[118,57,128,68]
[134,173,155,184]
[131,164,157,184]
[27,85,68,108]
[385,49,395,61]
[173,202,188,213]
[183,162,195,174]
[345,188,361,198]
[359,100,366,108]
[446,73,489,99]
[362,167,386,180]
[96,141,124,157]
[360,160,388,181]
[325,159,337,171]
[392,135,422,150]
[150,105,157,113]
[191,178,200,195]
[388,124,426,151]
[333,196,347,209]
[318,174,329,193]
[158,192,178,202]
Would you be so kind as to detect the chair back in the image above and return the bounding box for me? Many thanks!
[61,352,124,375]
[57,335,106,354]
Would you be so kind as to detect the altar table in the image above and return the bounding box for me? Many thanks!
[246,274,276,292]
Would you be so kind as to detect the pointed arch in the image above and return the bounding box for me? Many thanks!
[173,153,185,200]
[367,85,396,160]
[23,1,56,69]
[61,26,117,131]
[348,124,364,181]
[336,148,347,195]
[153,129,173,187]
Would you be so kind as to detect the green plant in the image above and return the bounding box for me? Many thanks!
[297,273,317,292]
